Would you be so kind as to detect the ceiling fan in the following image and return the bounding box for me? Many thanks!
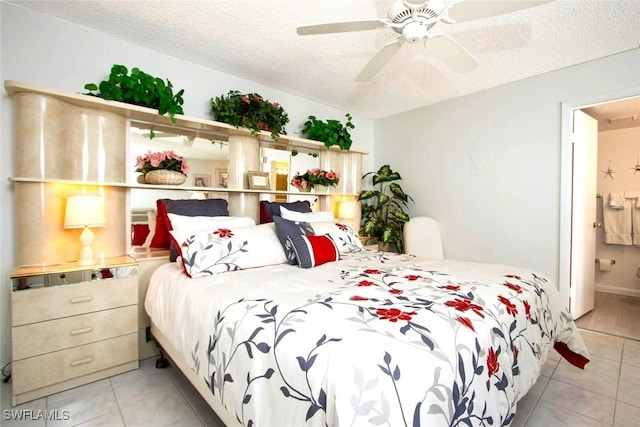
[297,0,553,81]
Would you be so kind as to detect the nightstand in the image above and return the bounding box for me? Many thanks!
[10,256,139,406]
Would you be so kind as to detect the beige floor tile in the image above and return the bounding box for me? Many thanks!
[622,346,640,368]
[620,362,640,385]
[46,383,119,427]
[618,380,640,407]
[540,379,616,424]
[164,416,204,427]
[0,396,47,427]
[73,411,125,427]
[540,358,559,378]
[191,402,226,427]
[110,363,175,407]
[119,385,197,427]
[624,339,640,353]
[614,401,640,427]
[526,399,609,427]
[511,375,549,427]
[580,329,624,362]
[552,362,619,398]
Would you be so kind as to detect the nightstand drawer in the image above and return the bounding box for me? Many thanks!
[12,305,137,360]
[12,277,137,326]
[12,333,137,395]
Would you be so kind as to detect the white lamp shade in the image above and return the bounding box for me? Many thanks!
[338,201,357,219]
[64,194,107,229]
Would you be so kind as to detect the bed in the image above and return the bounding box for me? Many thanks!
[144,219,589,427]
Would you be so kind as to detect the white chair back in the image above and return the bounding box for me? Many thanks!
[403,217,444,259]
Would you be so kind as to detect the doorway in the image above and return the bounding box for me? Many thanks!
[559,88,640,333]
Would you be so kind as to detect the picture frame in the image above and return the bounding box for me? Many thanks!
[193,174,210,188]
[216,168,229,188]
[247,171,270,190]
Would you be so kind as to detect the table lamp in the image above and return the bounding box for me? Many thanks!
[338,200,357,227]
[64,194,107,266]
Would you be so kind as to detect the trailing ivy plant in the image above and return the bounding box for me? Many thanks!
[359,164,413,253]
[84,64,185,125]
[301,113,355,150]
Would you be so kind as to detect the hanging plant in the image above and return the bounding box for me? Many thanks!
[83,64,185,125]
[210,90,289,140]
[301,113,355,150]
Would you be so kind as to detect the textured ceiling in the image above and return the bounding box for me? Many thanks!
[7,0,640,119]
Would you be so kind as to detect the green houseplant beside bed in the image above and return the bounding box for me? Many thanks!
[359,164,413,253]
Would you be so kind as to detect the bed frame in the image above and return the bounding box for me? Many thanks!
[150,321,241,427]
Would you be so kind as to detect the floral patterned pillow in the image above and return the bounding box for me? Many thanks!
[170,224,288,278]
[310,221,364,254]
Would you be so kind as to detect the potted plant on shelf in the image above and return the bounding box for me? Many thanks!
[210,90,289,140]
[358,164,413,253]
[301,113,355,150]
[84,64,185,126]
[135,150,191,185]
[290,168,340,192]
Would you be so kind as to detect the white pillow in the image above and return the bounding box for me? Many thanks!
[168,213,255,231]
[311,221,364,254]
[142,210,157,248]
[280,206,334,223]
[170,223,287,278]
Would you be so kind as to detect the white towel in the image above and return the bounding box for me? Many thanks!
[633,201,640,246]
[625,191,640,208]
[609,192,626,209]
[603,199,632,245]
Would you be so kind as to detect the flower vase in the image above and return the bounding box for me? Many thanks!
[144,169,187,185]
[314,185,328,193]
[297,186,311,192]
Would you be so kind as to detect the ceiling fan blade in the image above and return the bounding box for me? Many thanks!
[424,34,478,73]
[448,0,553,23]
[297,19,387,36]
[356,37,403,82]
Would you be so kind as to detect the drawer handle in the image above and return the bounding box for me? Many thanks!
[70,357,93,367]
[70,327,93,336]
[69,296,93,304]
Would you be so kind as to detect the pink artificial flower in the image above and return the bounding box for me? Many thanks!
[240,95,251,104]
[325,171,336,180]
[149,151,166,167]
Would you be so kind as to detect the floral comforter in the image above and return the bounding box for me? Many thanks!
[145,250,589,427]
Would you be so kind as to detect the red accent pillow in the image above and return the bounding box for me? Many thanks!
[150,198,230,248]
[131,223,150,246]
[288,234,340,268]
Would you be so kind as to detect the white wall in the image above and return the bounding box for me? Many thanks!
[0,3,374,367]
[375,48,640,283]
[595,126,640,295]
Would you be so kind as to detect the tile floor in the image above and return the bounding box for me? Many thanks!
[2,329,639,426]
[575,292,640,341]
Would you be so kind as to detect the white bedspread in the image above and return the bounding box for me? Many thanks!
[145,250,588,427]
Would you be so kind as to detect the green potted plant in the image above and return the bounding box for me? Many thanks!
[84,64,185,125]
[210,90,289,140]
[359,164,413,253]
[301,113,355,150]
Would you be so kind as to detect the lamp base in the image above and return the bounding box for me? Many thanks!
[77,226,95,266]
[77,246,95,266]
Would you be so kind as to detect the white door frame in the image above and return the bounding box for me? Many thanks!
[558,87,640,311]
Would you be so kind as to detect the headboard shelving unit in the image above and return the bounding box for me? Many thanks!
[5,80,366,266]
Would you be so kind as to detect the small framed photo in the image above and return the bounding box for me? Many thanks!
[193,174,210,187]
[216,168,229,188]
[247,171,270,190]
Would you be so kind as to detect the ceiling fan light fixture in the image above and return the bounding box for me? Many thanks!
[402,21,428,43]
